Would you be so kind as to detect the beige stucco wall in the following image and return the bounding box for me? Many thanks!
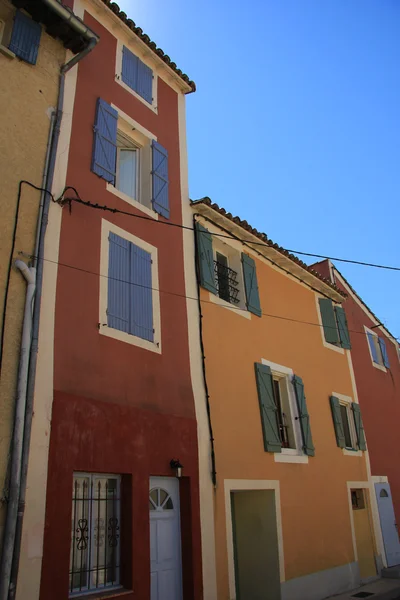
[0,0,65,546]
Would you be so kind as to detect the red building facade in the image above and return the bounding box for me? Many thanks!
[313,259,400,569]
[39,3,202,599]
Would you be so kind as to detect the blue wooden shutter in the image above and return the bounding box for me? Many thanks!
[151,141,169,218]
[330,396,346,448]
[293,375,315,456]
[254,363,281,453]
[352,403,367,451]
[130,244,154,342]
[9,11,41,64]
[122,46,153,103]
[108,233,131,333]
[379,338,390,368]
[367,332,379,363]
[319,298,339,344]
[195,222,217,294]
[91,99,118,184]
[121,46,139,91]
[241,254,261,316]
[335,306,351,349]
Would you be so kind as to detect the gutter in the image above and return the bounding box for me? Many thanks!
[0,11,99,600]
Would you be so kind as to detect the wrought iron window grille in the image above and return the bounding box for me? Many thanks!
[70,475,121,596]
[214,260,240,304]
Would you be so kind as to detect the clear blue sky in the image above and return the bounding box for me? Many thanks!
[119,0,400,340]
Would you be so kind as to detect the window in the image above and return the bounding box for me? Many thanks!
[149,488,174,511]
[330,395,366,451]
[121,45,153,104]
[351,489,365,510]
[195,222,261,316]
[92,99,169,218]
[254,361,315,458]
[69,473,121,596]
[318,298,351,349]
[365,327,390,369]
[8,10,41,64]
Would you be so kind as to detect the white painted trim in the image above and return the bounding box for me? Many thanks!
[261,359,293,376]
[274,453,309,464]
[105,183,158,220]
[99,220,161,354]
[364,325,387,372]
[207,291,251,319]
[343,449,363,457]
[114,38,158,113]
[371,476,389,484]
[224,478,285,600]
[314,294,345,354]
[110,103,156,141]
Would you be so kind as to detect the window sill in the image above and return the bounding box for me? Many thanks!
[274,451,309,464]
[72,588,132,600]
[343,448,362,457]
[0,45,15,59]
[99,324,161,354]
[322,340,345,354]
[208,292,250,320]
[371,361,387,373]
[106,184,158,220]
[115,75,158,114]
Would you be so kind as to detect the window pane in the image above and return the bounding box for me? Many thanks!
[118,149,137,199]
[273,379,291,448]
[340,404,353,448]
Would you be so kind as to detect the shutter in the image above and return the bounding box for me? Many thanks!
[367,332,379,363]
[335,306,351,349]
[137,59,153,103]
[121,46,153,103]
[151,141,169,218]
[254,363,281,453]
[352,403,366,451]
[9,11,41,64]
[91,98,118,184]
[195,222,217,294]
[130,244,153,342]
[121,46,139,92]
[292,375,315,456]
[379,338,390,368]
[330,396,346,448]
[242,254,261,317]
[319,298,339,344]
[107,233,131,333]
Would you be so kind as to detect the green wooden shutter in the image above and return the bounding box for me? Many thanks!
[195,222,217,294]
[352,403,366,451]
[319,298,339,344]
[335,306,351,349]
[254,363,281,453]
[242,254,261,317]
[292,375,315,456]
[330,396,346,448]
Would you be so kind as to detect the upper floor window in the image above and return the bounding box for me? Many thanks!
[330,395,366,452]
[195,222,261,317]
[365,327,390,370]
[2,10,41,64]
[91,99,169,219]
[318,298,351,349]
[115,43,157,110]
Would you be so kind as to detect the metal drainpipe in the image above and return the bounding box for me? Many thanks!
[0,34,98,600]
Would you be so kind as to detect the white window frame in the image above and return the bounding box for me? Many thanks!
[364,325,386,372]
[261,359,308,464]
[99,219,161,354]
[70,472,122,597]
[315,295,345,354]
[115,39,158,113]
[115,132,140,203]
[332,392,362,457]
[105,105,158,220]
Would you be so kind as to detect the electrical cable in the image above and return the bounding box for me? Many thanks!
[0,181,54,376]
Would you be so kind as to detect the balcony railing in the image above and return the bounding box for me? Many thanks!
[214,261,240,305]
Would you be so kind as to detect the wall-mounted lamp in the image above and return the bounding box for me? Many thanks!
[170,459,183,479]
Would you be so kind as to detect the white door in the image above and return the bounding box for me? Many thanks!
[375,482,400,567]
[150,477,183,600]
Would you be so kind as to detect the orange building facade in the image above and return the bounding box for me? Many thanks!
[192,199,384,600]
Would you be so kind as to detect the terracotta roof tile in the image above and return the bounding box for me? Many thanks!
[100,0,195,92]
[191,197,345,297]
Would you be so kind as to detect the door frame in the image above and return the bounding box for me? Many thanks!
[149,476,183,600]
[374,480,400,567]
[224,479,285,599]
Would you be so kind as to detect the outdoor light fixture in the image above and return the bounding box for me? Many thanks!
[170,459,183,478]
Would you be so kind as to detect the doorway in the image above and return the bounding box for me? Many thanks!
[375,482,400,567]
[149,477,183,600]
[231,489,281,600]
[351,488,376,579]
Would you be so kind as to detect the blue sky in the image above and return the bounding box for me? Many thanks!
[119,0,400,340]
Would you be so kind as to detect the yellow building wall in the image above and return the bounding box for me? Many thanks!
[198,217,375,597]
[0,0,65,545]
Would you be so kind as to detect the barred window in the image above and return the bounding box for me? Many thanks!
[69,474,121,596]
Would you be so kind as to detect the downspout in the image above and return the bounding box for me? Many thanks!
[0,31,98,600]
